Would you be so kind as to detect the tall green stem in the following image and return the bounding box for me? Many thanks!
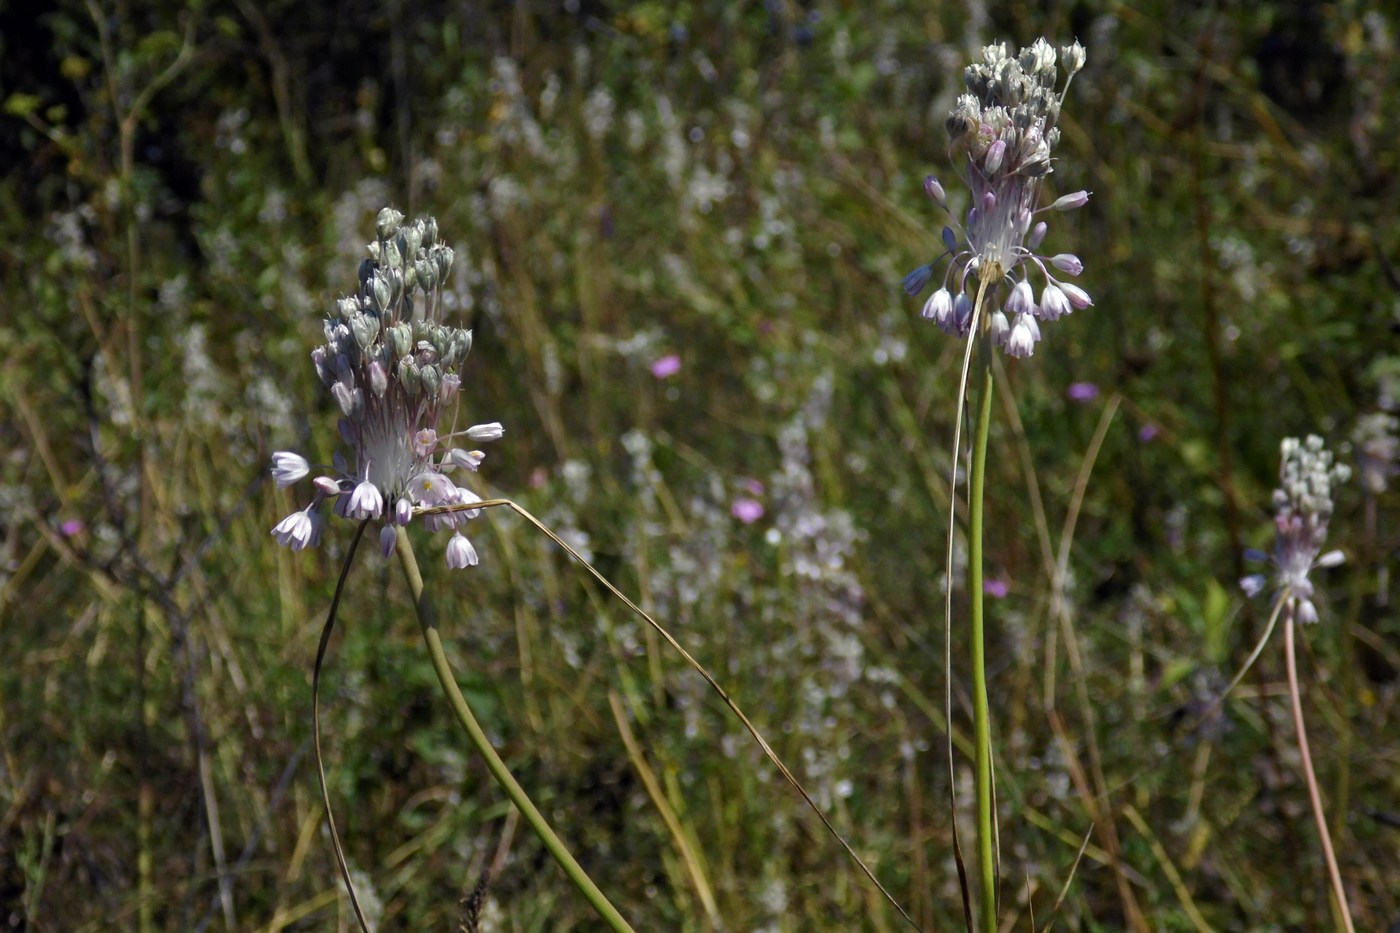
[968,320,997,932]
[394,527,635,933]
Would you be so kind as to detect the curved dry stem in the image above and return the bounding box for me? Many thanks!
[422,497,921,931]
[1284,612,1355,933]
[1196,594,1287,728]
[312,520,372,933]
[1040,823,1093,933]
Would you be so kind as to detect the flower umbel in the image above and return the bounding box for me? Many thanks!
[270,207,502,567]
[905,39,1090,357]
[1242,435,1350,623]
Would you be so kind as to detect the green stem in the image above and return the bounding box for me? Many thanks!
[394,526,635,933]
[968,319,997,932]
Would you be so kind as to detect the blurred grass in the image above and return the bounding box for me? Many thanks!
[2,0,1399,929]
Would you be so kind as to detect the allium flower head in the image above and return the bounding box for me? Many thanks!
[904,39,1090,358]
[1242,436,1350,624]
[270,207,502,568]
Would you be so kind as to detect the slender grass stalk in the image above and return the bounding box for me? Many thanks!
[426,497,921,929]
[967,306,997,932]
[393,526,635,933]
[1283,610,1355,933]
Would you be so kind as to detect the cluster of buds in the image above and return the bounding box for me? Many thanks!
[1242,436,1350,624]
[903,39,1090,357]
[271,208,502,568]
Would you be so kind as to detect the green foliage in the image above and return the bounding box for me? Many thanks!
[2,0,1399,930]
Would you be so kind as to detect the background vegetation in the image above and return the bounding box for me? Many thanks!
[2,0,1398,929]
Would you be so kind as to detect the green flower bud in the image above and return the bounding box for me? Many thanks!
[388,268,404,307]
[451,329,472,362]
[415,257,437,291]
[397,356,421,392]
[420,363,441,398]
[350,313,377,350]
[399,223,422,263]
[382,239,403,271]
[370,273,392,313]
[434,245,454,282]
[388,322,412,358]
[376,207,404,240]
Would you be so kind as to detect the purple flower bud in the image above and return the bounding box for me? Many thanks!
[924,174,946,205]
[395,497,413,525]
[953,292,974,334]
[466,422,505,442]
[1138,423,1160,443]
[314,475,341,496]
[369,359,388,398]
[1051,190,1090,211]
[1059,282,1093,309]
[981,191,996,213]
[312,347,335,387]
[1050,254,1083,276]
[983,578,1009,599]
[941,227,958,253]
[440,373,461,401]
[331,381,357,418]
[1027,221,1048,251]
[379,525,397,558]
[902,264,934,296]
[448,448,485,471]
[984,139,1006,175]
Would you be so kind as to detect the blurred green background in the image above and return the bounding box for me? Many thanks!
[2,0,1398,929]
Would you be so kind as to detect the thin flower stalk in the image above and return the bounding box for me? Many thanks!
[1241,435,1354,932]
[967,297,997,928]
[913,40,1089,933]
[395,526,635,933]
